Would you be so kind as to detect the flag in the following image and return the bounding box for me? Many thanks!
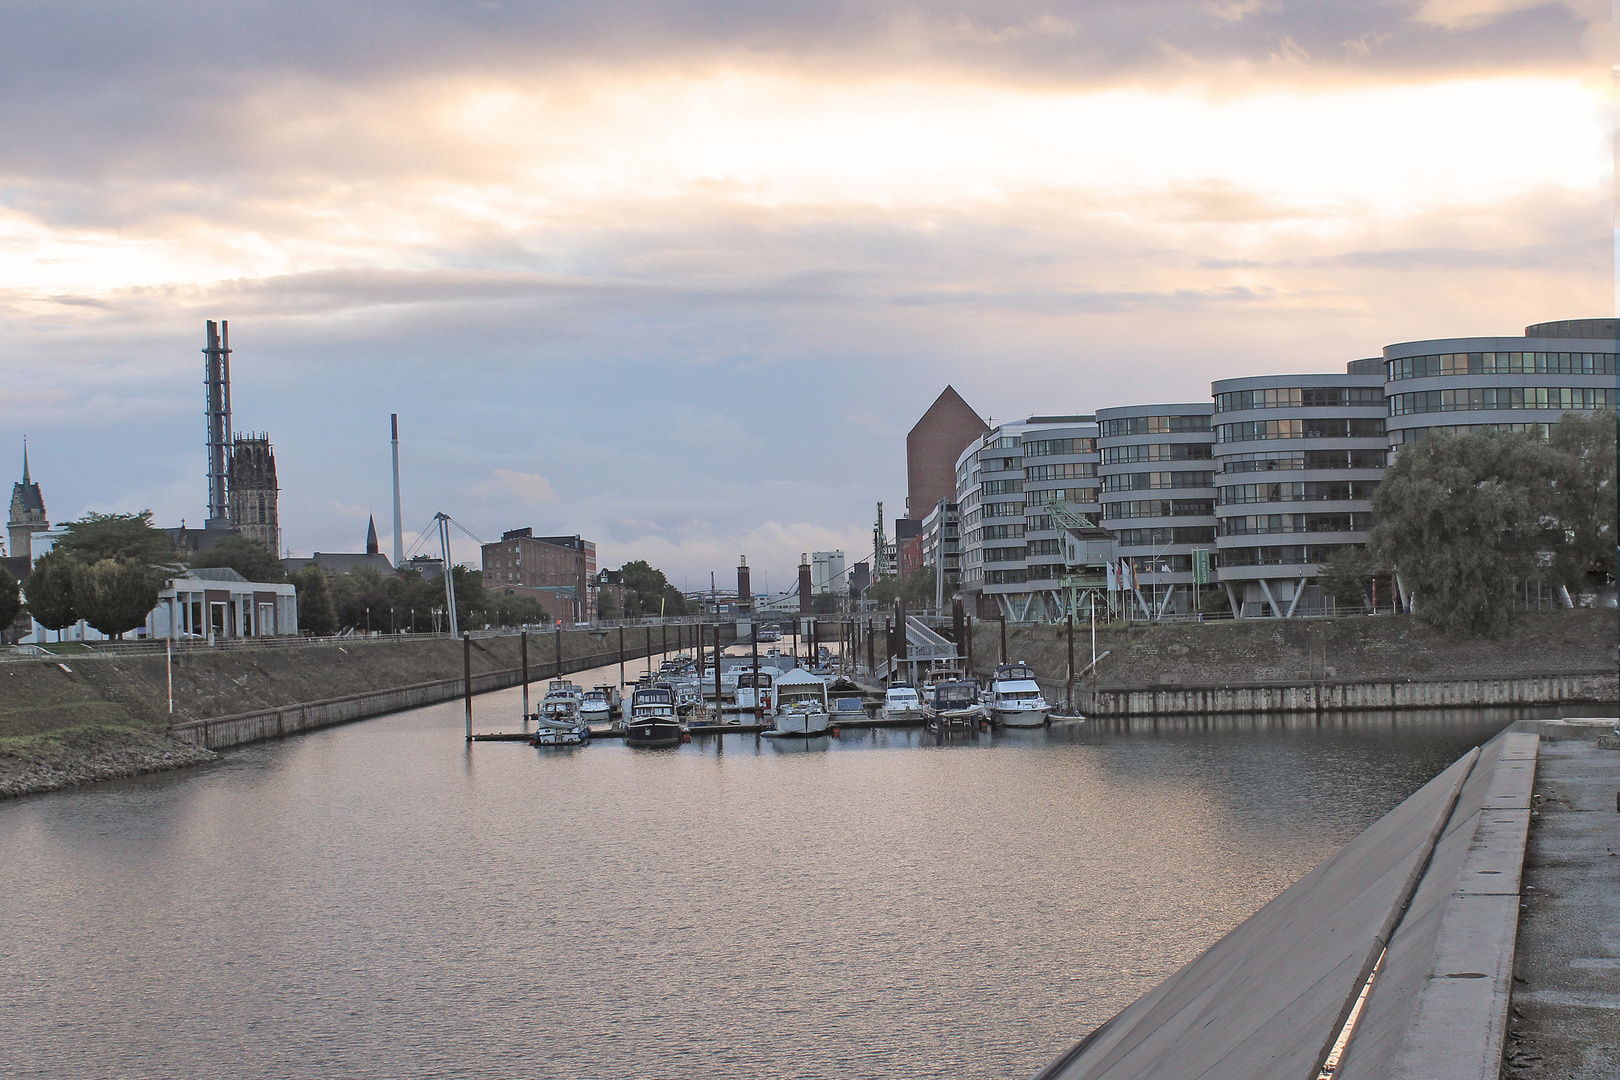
[1106,561,1118,591]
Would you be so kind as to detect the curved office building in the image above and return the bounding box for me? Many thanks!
[1211,372,1387,617]
[1097,404,1215,616]
[956,416,1101,620]
[1384,319,1615,445]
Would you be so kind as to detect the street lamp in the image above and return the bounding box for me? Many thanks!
[365,606,371,636]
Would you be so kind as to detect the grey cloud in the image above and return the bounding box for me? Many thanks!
[0,2,1592,187]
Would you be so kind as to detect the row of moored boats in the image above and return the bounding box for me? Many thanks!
[527,657,1059,747]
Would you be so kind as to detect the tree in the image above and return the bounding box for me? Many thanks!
[71,558,160,639]
[1547,410,1617,593]
[1318,546,1377,612]
[0,563,22,636]
[1369,430,1562,639]
[292,565,337,636]
[619,560,687,616]
[190,535,285,582]
[24,550,78,638]
[811,591,839,614]
[55,511,175,569]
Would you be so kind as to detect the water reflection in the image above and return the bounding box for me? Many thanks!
[0,657,1570,1080]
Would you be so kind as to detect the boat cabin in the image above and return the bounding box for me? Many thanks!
[930,681,980,711]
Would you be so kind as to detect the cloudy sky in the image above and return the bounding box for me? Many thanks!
[1,0,1609,590]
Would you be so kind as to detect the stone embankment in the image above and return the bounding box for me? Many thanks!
[0,625,716,799]
[973,609,1617,715]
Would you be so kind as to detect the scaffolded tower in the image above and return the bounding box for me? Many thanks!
[204,321,233,528]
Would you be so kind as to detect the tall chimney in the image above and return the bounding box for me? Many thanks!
[390,413,404,567]
[736,556,751,615]
[798,553,812,615]
[203,320,233,527]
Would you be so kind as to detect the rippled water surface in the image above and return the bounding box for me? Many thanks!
[0,659,1528,1080]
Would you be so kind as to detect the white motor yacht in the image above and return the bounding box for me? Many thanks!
[773,669,832,735]
[881,685,925,722]
[988,662,1050,727]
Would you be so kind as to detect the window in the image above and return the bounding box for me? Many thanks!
[1220,449,1387,473]
[1218,513,1374,536]
[1218,544,1354,567]
[982,523,1024,540]
[1023,437,1098,457]
[1026,539,1063,556]
[1112,526,1217,546]
[1214,387,1383,411]
[984,545,1025,563]
[1217,481,1379,505]
[1387,351,1618,381]
[1216,418,1385,442]
[1102,471,1215,492]
[1100,443,1213,464]
[1389,387,1616,415]
[1099,415,1210,438]
[983,501,1024,518]
[1103,499,1216,519]
[981,478,1023,495]
[1025,461,1097,481]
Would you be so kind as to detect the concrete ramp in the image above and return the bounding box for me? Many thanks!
[1033,747,1484,1080]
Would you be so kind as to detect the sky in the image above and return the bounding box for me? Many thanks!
[0,0,1611,591]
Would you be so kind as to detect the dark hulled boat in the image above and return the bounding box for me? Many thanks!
[623,685,684,748]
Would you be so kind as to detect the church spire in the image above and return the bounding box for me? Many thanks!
[21,437,29,485]
[366,515,379,556]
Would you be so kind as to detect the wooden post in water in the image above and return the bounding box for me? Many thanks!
[521,631,530,720]
[998,613,1007,664]
[810,619,818,667]
[463,631,473,741]
[1065,609,1074,714]
[618,626,626,687]
[866,619,875,679]
[554,624,563,679]
[714,622,723,711]
[645,625,652,675]
[662,621,668,662]
[966,614,974,677]
[750,621,761,726]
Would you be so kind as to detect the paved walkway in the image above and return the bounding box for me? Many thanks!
[1503,726,1620,1079]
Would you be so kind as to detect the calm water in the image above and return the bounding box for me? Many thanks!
[0,657,1535,1080]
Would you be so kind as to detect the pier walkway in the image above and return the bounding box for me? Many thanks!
[1032,718,1618,1080]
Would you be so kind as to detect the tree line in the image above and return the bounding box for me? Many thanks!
[2,514,696,640]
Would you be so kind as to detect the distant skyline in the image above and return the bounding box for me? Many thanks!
[1,1,1608,589]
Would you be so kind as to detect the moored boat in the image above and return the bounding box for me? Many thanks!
[579,688,614,724]
[624,685,685,747]
[988,662,1050,727]
[880,684,925,722]
[925,680,985,732]
[773,668,832,736]
[733,669,775,715]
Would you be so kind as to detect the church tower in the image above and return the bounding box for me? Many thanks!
[228,433,280,555]
[8,441,49,563]
[365,516,379,556]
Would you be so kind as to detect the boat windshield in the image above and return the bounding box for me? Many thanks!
[1002,690,1043,701]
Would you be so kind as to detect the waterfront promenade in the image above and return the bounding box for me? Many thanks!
[1032,717,1619,1080]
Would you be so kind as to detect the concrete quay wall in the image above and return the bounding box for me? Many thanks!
[1062,672,1617,717]
[171,666,525,750]
[168,634,735,752]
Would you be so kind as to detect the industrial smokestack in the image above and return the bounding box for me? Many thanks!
[736,556,751,615]
[390,413,404,567]
[798,553,812,615]
[204,320,233,527]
